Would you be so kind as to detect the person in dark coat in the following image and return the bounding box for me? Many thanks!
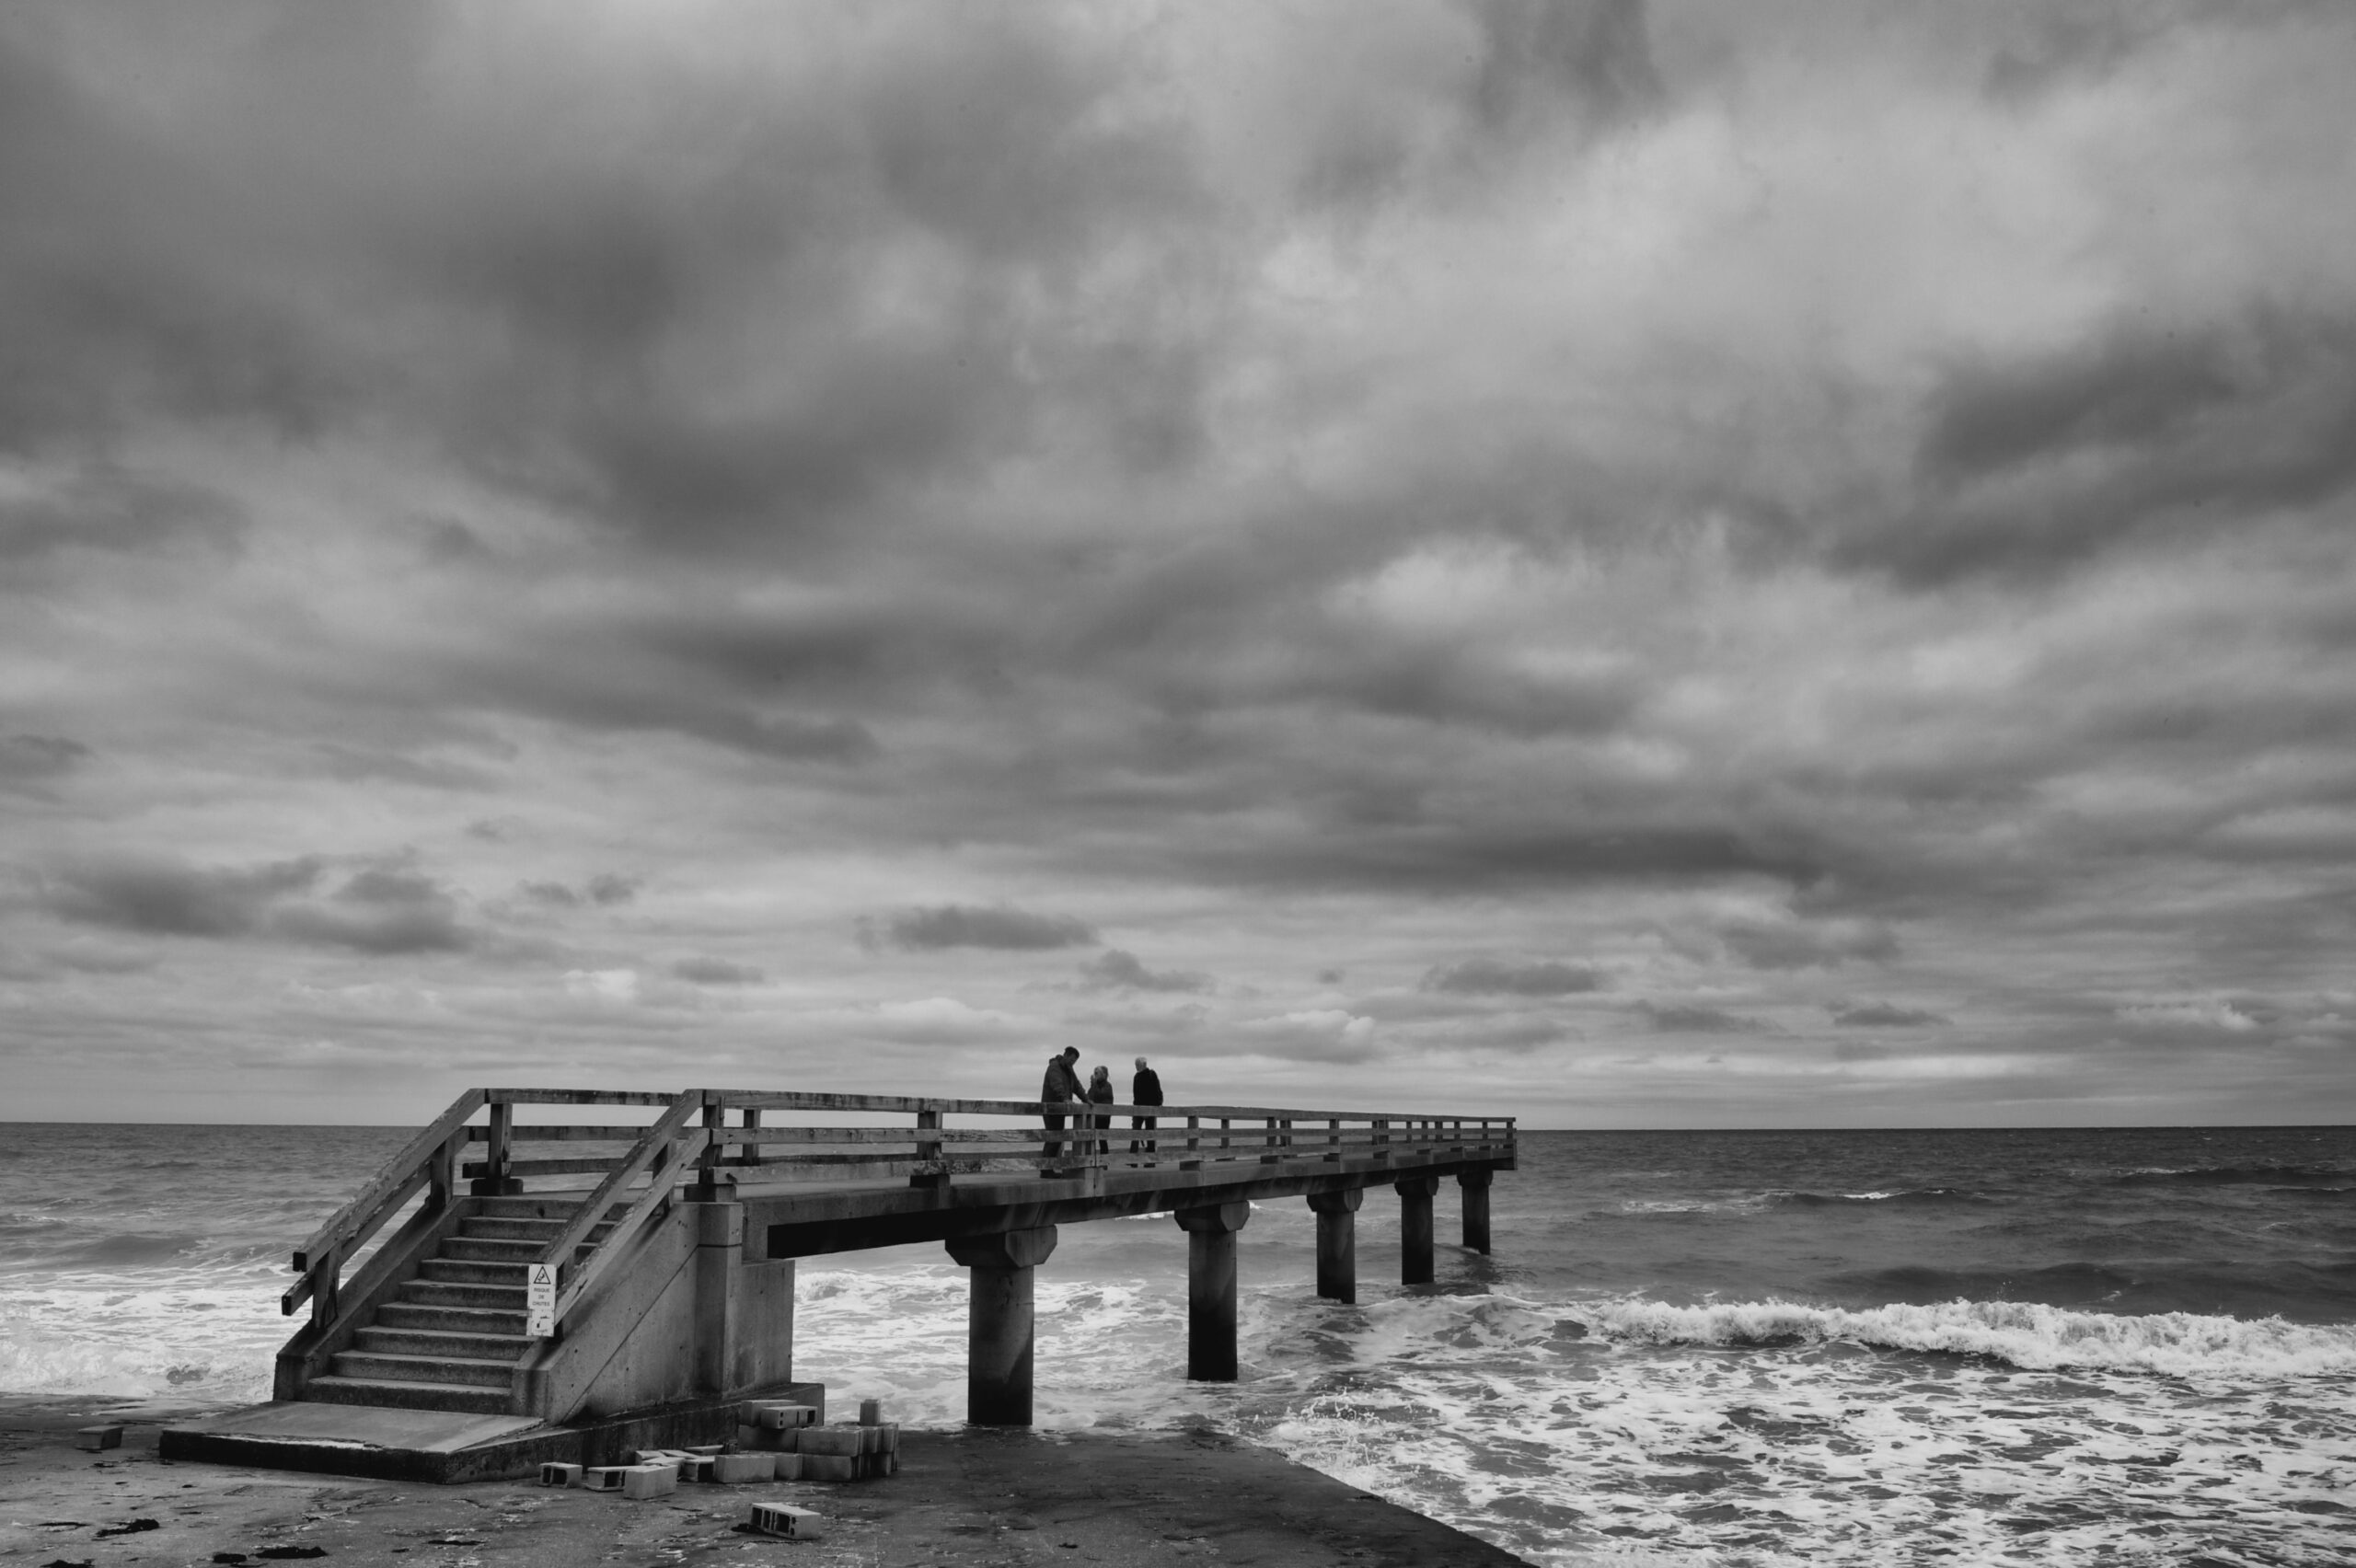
[1039,1046,1084,1171]
[1087,1065,1115,1156]
[1129,1055,1163,1159]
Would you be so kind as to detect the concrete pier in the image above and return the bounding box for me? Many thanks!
[1174,1202,1252,1380]
[254,1084,1513,1473]
[945,1226,1058,1425]
[1308,1189,1361,1303]
[1396,1175,1438,1286]
[1459,1168,1493,1255]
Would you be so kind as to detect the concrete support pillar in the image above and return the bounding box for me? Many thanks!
[1174,1202,1252,1380]
[1459,1168,1494,1256]
[1396,1176,1438,1286]
[945,1227,1058,1426]
[1307,1189,1361,1303]
[691,1200,744,1394]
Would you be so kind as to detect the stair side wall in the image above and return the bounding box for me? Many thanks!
[514,1197,795,1424]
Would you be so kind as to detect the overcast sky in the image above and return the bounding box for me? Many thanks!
[4,1,2352,1127]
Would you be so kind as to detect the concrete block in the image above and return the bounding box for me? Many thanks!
[800,1454,857,1482]
[747,1401,819,1430]
[798,1427,862,1457]
[620,1462,679,1500]
[770,1452,803,1481]
[582,1466,629,1492]
[858,1424,899,1456]
[858,1398,884,1425]
[74,1424,123,1452]
[678,1456,717,1482]
[682,1443,726,1456]
[710,1452,775,1484]
[741,1424,799,1452]
[539,1462,583,1487]
[747,1502,825,1539]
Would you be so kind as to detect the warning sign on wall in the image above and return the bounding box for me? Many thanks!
[526,1262,557,1337]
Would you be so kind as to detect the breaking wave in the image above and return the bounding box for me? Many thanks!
[1574,1294,2356,1379]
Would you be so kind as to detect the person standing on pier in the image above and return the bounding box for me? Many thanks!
[1040,1045,1084,1173]
[1129,1055,1163,1159]
[1087,1065,1115,1155]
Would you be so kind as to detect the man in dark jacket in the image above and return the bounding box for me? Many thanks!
[1040,1046,1084,1173]
[1129,1055,1164,1159]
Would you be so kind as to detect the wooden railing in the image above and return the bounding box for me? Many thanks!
[283,1086,1515,1343]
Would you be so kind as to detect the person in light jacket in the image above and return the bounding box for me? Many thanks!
[1087,1064,1115,1156]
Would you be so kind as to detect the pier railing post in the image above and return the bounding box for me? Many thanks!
[473,1099,518,1195]
[1308,1189,1361,1303]
[1458,1168,1494,1255]
[911,1108,947,1190]
[1396,1175,1438,1286]
[1174,1202,1252,1380]
[945,1227,1058,1425]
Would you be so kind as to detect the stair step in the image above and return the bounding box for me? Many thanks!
[353,1326,536,1362]
[396,1278,527,1310]
[329,1350,516,1389]
[301,1375,512,1415]
[458,1216,615,1243]
[418,1258,528,1287]
[374,1301,530,1335]
[473,1194,629,1222]
[439,1236,545,1263]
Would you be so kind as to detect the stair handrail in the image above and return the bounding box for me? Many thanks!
[283,1087,485,1318]
[535,1090,710,1326]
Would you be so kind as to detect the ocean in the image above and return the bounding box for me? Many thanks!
[3,1123,2351,1566]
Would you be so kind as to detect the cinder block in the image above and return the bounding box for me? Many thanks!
[682,1444,725,1456]
[747,1401,819,1431]
[746,1502,825,1539]
[741,1424,799,1452]
[538,1462,583,1487]
[620,1462,679,1500]
[858,1398,884,1426]
[74,1424,123,1452]
[799,1454,857,1482]
[770,1452,803,1482]
[798,1427,862,1457]
[582,1466,629,1492]
[710,1452,775,1484]
[679,1456,717,1482]
[858,1424,899,1456]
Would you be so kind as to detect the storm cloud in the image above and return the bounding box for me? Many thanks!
[2,2,2351,1125]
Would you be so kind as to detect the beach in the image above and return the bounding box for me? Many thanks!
[0,1398,1530,1568]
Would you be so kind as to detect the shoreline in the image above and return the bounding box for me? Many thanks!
[0,1397,1536,1566]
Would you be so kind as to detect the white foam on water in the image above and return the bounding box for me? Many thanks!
[0,1271,282,1403]
[792,1271,2356,1568]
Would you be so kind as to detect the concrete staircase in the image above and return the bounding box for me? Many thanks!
[302,1195,618,1414]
